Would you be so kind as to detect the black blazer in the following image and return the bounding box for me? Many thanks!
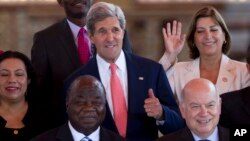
[219,86,250,128]
[31,19,132,128]
[155,126,229,141]
[64,51,185,141]
[30,123,127,141]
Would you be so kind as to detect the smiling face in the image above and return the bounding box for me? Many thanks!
[194,17,225,58]
[90,16,124,63]
[66,75,106,135]
[58,0,92,19]
[180,79,221,138]
[0,58,29,103]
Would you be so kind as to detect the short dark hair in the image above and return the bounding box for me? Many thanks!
[186,6,231,59]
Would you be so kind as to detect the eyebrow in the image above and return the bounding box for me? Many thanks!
[196,24,220,29]
[189,100,216,105]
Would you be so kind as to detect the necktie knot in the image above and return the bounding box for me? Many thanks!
[78,27,86,37]
[80,136,92,141]
[110,63,117,74]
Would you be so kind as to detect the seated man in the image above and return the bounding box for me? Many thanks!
[156,78,229,141]
[31,75,127,141]
[65,2,184,141]
[219,45,250,128]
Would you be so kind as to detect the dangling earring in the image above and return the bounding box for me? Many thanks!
[224,40,227,44]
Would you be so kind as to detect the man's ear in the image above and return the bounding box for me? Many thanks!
[89,34,95,44]
[179,103,186,119]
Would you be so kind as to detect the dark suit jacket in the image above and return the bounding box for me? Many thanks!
[31,123,127,141]
[31,19,132,129]
[65,51,185,141]
[219,86,250,128]
[156,126,229,141]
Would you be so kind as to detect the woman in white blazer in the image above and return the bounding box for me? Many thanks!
[159,6,250,102]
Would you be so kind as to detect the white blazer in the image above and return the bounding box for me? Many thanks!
[166,54,250,101]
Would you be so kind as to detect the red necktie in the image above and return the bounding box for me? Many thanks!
[78,28,90,64]
[110,63,127,137]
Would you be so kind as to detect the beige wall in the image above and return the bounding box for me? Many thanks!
[0,1,249,61]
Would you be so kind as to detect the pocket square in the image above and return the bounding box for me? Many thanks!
[138,77,144,80]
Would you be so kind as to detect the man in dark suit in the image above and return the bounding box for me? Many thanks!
[219,45,250,128]
[65,2,184,141]
[156,78,229,141]
[31,75,127,141]
[31,0,132,129]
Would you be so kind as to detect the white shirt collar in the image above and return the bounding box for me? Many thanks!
[191,126,219,141]
[67,19,87,41]
[68,121,100,141]
[96,50,128,114]
[96,50,126,73]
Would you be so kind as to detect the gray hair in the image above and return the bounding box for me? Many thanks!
[86,2,126,35]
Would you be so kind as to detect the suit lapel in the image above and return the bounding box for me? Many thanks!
[122,52,148,137]
[56,123,74,141]
[124,52,138,113]
[58,19,82,67]
[216,55,235,94]
[242,87,250,116]
[179,127,196,141]
[99,127,111,141]
[184,58,200,82]
[99,127,106,141]
[218,126,230,141]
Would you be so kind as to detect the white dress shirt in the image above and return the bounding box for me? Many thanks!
[191,127,219,141]
[67,19,91,51]
[68,121,100,141]
[96,50,128,116]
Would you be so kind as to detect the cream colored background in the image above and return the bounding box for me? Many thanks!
[0,0,249,62]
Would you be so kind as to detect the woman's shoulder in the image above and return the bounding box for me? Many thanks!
[174,59,197,70]
[226,56,247,70]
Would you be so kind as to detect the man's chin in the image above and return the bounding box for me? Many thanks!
[71,13,86,19]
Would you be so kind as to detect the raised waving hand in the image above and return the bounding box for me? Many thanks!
[162,20,186,64]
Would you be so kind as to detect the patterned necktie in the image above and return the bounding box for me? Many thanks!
[80,136,92,141]
[110,63,127,137]
[78,27,90,65]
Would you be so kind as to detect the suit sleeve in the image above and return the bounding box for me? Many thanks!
[31,33,50,100]
[219,94,231,128]
[156,65,185,134]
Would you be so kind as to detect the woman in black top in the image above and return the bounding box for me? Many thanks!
[0,51,48,140]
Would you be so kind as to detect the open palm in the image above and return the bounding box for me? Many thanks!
[162,21,186,61]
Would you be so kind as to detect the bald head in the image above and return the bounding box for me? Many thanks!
[179,78,221,138]
[67,75,105,100]
[180,78,218,103]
